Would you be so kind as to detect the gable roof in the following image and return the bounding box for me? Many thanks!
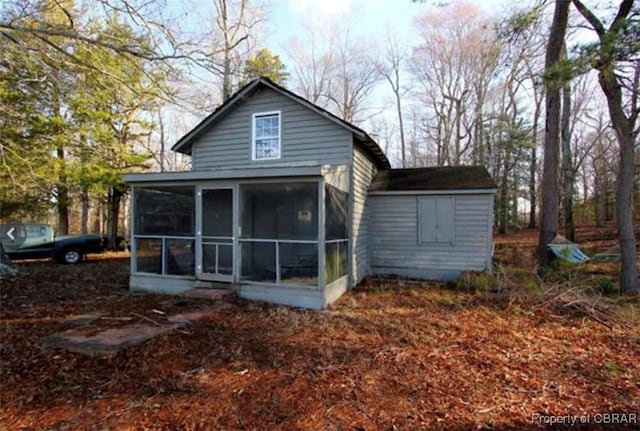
[172,77,391,169]
[369,166,497,192]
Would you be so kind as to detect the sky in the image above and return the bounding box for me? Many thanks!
[159,0,515,163]
[265,0,506,59]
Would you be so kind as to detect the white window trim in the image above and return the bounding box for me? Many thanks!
[252,110,281,161]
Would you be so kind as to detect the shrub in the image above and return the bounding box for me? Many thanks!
[594,276,618,295]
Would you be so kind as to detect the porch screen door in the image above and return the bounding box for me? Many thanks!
[200,188,234,282]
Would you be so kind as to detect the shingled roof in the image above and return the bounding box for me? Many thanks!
[369,166,497,192]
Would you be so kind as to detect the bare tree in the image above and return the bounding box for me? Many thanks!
[368,117,397,160]
[411,1,501,166]
[559,70,602,240]
[498,3,548,228]
[286,22,336,107]
[287,17,380,124]
[209,0,265,101]
[327,30,381,124]
[0,0,208,91]
[575,106,614,226]
[377,33,409,167]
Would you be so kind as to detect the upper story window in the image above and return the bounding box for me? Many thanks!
[252,111,281,160]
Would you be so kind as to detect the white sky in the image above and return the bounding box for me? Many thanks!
[162,0,518,159]
[266,0,509,58]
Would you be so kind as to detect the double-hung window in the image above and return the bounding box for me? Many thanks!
[252,111,281,160]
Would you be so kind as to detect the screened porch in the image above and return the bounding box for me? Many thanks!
[130,179,349,291]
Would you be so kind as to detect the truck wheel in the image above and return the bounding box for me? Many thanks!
[58,248,82,264]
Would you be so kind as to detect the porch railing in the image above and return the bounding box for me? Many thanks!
[133,235,195,276]
[201,235,233,276]
[238,238,319,287]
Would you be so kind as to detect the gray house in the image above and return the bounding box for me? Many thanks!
[124,77,497,309]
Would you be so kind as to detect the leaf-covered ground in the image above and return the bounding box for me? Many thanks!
[1,234,639,430]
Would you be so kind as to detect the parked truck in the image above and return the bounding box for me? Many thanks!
[0,223,108,264]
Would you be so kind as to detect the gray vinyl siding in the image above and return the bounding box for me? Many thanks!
[351,144,377,286]
[191,88,352,170]
[369,193,494,280]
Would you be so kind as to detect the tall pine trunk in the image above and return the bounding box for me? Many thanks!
[107,187,124,251]
[528,125,538,228]
[537,0,570,269]
[612,114,638,293]
[56,145,69,235]
[81,188,89,235]
[600,70,638,293]
[528,74,544,229]
[498,155,510,234]
[572,0,639,294]
[54,82,69,236]
[561,69,575,241]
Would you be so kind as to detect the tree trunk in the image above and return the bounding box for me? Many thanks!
[561,71,575,241]
[56,164,70,236]
[537,0,570,269]
[528,72,544,229]
[53,78,69,236]
[572,0,638,293]
[511,174,519,229]
[220,0,233,102]
[81,188,89,235]
[107,187,124,251]
[93,199,102,235]
[120,194,129,245]
[615,127,637,293]
[528,132,538,228]
[594,165,606,227]
[597,72,638,292]
[394,87,406,168]
[498,156,509,234]
[598,70,638,293]
[55,135,69,235]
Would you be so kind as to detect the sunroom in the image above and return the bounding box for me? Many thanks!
[126,167,350,309]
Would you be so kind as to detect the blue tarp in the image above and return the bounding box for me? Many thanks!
[548,235,590,263]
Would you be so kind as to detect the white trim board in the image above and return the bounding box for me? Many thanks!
[369,189,497,196]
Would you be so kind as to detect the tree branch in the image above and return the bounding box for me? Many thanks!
[572,0,606,37]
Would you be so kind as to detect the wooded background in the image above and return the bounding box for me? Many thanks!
[0,0,638,291]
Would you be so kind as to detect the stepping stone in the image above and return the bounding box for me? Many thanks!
[178,288,235,301]
[62,312,102,326]
[42,324,182,357]
[167,306,230,324]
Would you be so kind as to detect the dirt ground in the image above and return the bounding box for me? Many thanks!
[1,230,640,430]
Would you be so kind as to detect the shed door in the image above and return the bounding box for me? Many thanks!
[418,195,454,244]
[199,188,234,282]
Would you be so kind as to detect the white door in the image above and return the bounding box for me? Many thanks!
[199,188,234,282]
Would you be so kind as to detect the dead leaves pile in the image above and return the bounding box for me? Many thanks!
[1,256,639,430]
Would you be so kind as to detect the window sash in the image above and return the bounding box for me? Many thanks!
[252,111,281,160]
